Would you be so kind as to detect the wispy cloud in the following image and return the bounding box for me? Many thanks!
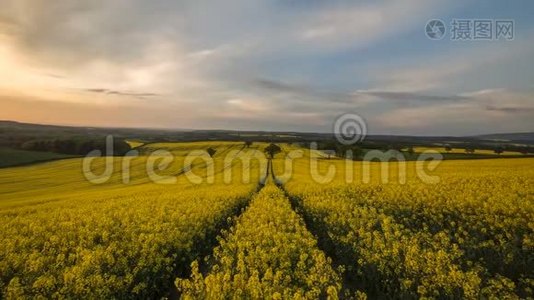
[372,88,534,135]
[83,88,159,98]
[295,0,453,50]
[251,78,358,104]
[485,105,534,113]
[354,90,468,103]
[369,36,534,93]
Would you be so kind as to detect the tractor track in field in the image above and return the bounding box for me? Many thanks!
[168,157,354,299]
[271,163,363,297]
[166,158,270,299]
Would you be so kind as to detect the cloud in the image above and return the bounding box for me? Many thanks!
[467,88,534,114]
[368,36,534,93]
[83,88,160,98]
[0,1,188,66]
[225,98,271,113]
[354,90,468,103]
[251,78,364,105]
[371,88,534,135]
[253,78,306,94]
[485,105,534,113]
[295,0,454,50]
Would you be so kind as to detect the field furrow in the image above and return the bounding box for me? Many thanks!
[175,182,349,299]
[276,153,534,299]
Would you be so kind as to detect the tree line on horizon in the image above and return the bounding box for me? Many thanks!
[16,138,131,156]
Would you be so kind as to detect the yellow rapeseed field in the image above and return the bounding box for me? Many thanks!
[274,145,534,298]
[0,141,532,299]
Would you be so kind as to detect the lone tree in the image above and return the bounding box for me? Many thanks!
[494,147,504,155]
[324,150,335,159]
[265,143,281,159]
[406,146,415,155]
[319,141,338,159]
[244,141,252,148]
[390,144,402,152]
[206,147,217,157]
[444,145,452,152]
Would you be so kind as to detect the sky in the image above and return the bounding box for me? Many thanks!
[0,0,533,135]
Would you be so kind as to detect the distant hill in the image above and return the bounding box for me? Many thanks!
[473,132,534,143]
[1,120,533,150]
